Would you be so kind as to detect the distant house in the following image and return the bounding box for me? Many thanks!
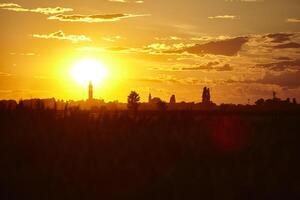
[148,93,162,104]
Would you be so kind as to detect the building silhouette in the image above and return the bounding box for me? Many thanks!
[89,80,93,100]
[148,93,162,104]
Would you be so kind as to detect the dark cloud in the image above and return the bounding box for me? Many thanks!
[256,60,300,71]
[275,56,293,61]
[180,62,233,71]
[266,33,294,43]
[48,13,149,22]
[273,42,300,49]
[181,61,219,70]
[257,71,300,89]
[166,37,248,56]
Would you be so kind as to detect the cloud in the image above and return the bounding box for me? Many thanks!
[208,15,238,20]
[169,37,249,56]
[287,18,300,23]
[217,64,234,71]
[78,46,144,54]
[0,72,13,77]
[257,71,300,89]
[275,57,293,61]
[32,30,91,43]
[266,33,294,43]
[0,3,73,15]
[102,35,122,42]
[181,62,220,71]
[155,36,182,41]
[190,35,232,42]
[146,43,193,51]
[109,0,144,3]
[137,75,204,86]
[0,2,146,24]
[0,3,21,8]
[48,13,149,23]
[273,42,300,49]
[256,60,300,71]
[179,62,233,72]
[10,52,36,56]
[225,0,265,2]
[242,32,300,67]
[109,0,127,2]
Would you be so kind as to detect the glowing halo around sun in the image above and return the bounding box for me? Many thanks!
[70,58,109,86]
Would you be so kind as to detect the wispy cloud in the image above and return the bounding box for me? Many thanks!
[109,0,144,3]
[32,30,91,43]
[154,36,182,41]
[208,15,238,20]
[0,2,73,15]
[48,13,150,23]
[10,52,36,56]
[287,18,300,23]
[0,72,14,77]
[102,35,123,42]
[0,3,21,8]
[225,0,265,2]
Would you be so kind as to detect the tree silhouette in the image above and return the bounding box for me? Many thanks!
[170,95,176,104]
[207,88,211,102]
[202,87,207,103]
[293,98,297,104]
[202,87,211,103]
[127,91,140,112]
[255,98,265,106]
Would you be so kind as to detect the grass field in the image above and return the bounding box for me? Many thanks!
[0,109,299,200]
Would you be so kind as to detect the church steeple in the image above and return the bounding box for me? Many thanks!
[88,80,93,100]
[148,93,152,103]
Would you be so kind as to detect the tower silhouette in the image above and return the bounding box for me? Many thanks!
[88,80,93,100]
[148,93,152,103]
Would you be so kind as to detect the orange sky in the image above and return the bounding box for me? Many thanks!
[1,0,300,104]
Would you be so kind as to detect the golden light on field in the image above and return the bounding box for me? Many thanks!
[70,58,109,86]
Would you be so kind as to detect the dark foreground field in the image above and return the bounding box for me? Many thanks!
[0,109,300,200]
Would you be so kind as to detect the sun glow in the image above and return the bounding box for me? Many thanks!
[70,58,109,86]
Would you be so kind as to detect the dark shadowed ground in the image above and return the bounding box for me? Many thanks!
[0,109,300,200]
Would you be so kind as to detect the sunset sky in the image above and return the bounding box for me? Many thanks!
[1,0,300,104]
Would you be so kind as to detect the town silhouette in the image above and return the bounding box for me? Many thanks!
[0,84,300,200]
[1,0,300,199]
[0,81,298,112]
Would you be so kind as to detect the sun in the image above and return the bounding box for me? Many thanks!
[70,58,109,86]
